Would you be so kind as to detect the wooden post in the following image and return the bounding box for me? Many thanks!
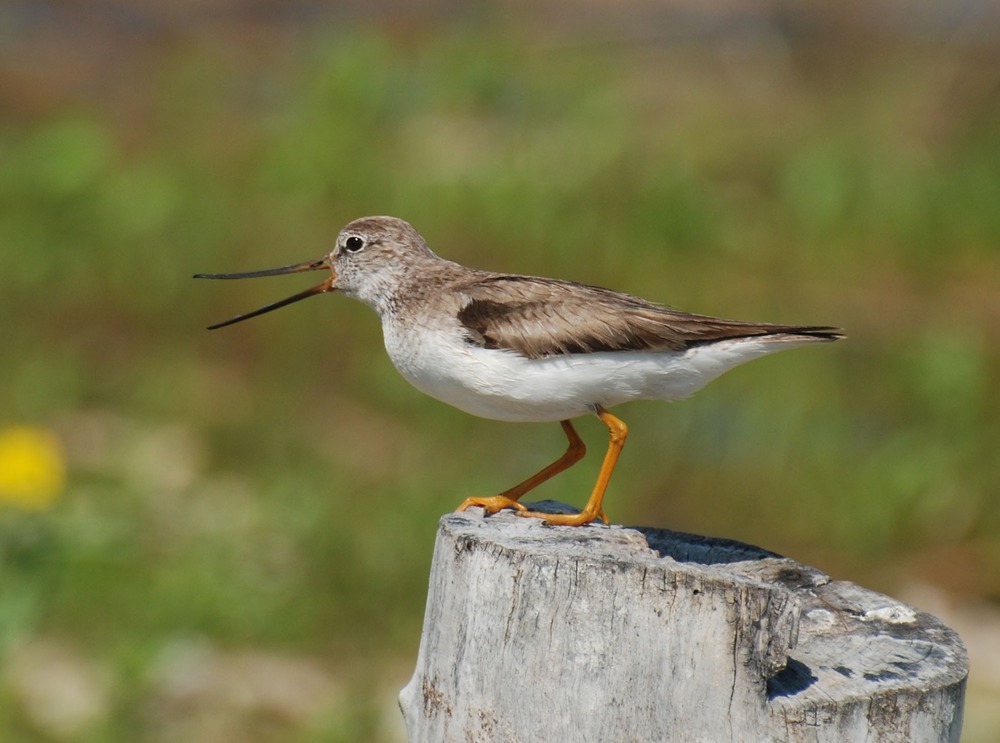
[399,502,967,743]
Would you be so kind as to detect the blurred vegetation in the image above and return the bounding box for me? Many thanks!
[1,6,999,742]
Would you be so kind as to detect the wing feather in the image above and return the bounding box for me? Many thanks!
[455,275,841,359]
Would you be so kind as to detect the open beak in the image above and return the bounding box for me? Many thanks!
[194,257,335,330]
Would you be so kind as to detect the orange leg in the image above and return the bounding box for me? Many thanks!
[519,405,627,526]
[455,420,586,516]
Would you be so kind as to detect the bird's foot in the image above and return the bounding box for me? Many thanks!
[517,507,610,527]
[455,495,528,516]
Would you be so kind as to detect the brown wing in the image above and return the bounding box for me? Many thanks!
[455,275,842,360]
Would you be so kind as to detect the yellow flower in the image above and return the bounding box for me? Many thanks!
[0,426,66,510]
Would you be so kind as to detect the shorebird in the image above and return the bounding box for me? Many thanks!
[196,216,842,526]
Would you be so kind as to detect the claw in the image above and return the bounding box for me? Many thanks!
[515,507,608,527]
[455,496,528,515]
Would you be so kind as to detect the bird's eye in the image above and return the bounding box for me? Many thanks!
[344,235,365,253]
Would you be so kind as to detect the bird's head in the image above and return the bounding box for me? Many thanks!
[195,216,435,328]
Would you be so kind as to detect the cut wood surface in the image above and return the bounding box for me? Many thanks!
[399,502,967,743]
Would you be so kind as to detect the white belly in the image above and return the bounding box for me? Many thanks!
[381,319,805,423]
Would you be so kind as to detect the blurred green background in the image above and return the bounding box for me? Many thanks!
[1,2,999,741]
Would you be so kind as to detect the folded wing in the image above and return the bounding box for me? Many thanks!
[456,275,842,360]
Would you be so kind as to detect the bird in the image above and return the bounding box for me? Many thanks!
[195,216,842,526]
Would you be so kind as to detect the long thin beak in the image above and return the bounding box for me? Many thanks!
[194,257,335,330]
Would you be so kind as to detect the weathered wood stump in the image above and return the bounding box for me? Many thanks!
[399,502,967,743]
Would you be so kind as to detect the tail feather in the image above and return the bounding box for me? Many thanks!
[688,324,845,348]
[766,326,844,342]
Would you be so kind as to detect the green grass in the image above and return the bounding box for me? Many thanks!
[1,21,998,742]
